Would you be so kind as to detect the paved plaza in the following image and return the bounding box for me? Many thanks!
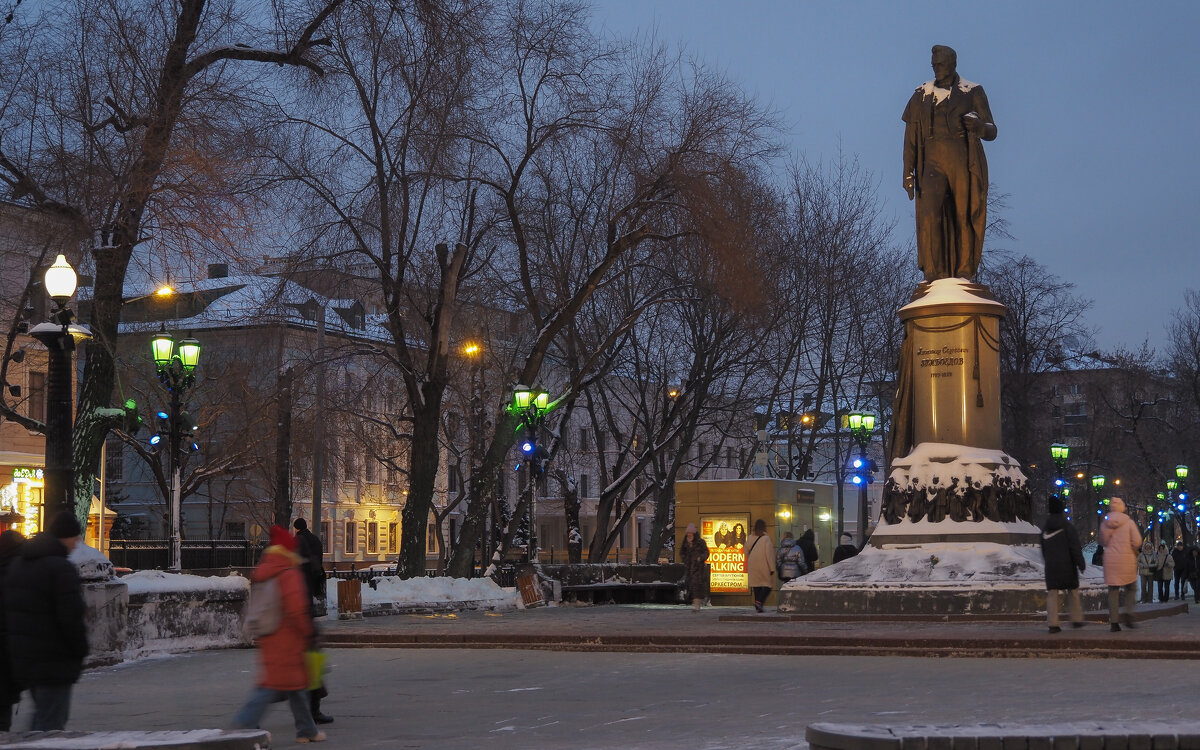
[18,603,1200,749]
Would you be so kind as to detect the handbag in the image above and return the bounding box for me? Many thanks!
[305,650,327,691]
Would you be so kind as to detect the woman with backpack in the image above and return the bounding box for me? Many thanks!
[776,532,805,583]
[232,526,326,743]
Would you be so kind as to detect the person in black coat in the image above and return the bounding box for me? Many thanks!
[5,511,88,730]
[1171,541,1189,601]
[798,529,820,573]
[0,529,26,730]
[1039,497,1086,633]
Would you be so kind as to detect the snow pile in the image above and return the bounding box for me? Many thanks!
[875,516,1040,538]
[784,543,1106,589]
[69,542,115,581]
[900,277,1003,313]
[325,575,519,614]
[122,570,249,596]
[887,442,1027,491]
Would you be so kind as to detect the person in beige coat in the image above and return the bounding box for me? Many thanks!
[1099,497,1143,632]
[745,519,775,613]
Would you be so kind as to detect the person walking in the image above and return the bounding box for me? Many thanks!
[1136,542,1156,604]
[745,519,775,613]
[1039,497,1086,633]
[4,512,88,730]
[1187,547,1200,604]
[292,518,332,724]
[776,532,805,583]
[1171,541,1189,601]
[232,526,325,743]
[1099,497,1143,632]
[680,524,709,612]
[797,528,820,574]
[0,530,25,730]
[1155,541,1175,603]
[833,533,859,563]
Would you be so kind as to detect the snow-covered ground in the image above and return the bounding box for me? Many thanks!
[323,574,521,614]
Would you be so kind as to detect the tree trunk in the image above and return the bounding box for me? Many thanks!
[398,398,442,578]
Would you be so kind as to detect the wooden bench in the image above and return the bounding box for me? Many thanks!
[807,722,1200,750]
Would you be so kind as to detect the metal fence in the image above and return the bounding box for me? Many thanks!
[107,539,264,571]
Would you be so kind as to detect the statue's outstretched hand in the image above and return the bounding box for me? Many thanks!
[904,173,915,200]
[962,112,983,134]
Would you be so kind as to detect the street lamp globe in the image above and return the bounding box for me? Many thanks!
[1177,465,1189,481]
[43,254,77,304]
[177,337,201,373]
[151,330,175,369]
[1050,443,1070,464]
[1091,475,1105,490]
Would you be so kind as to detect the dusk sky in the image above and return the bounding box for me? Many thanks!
[594,1,1199,353]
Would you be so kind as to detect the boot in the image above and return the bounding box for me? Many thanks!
[692,598,701,612]
[310,692,334,724]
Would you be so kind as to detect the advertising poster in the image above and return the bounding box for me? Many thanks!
[700,514,750,593]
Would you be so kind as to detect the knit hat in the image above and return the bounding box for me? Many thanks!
[269,525,297,551]
[293,518,308,532]
[1109,497,1125,513]
[684,523,697,534]
[49,510,82,539]
[1047,497,1064,515]
[840,533,854,544]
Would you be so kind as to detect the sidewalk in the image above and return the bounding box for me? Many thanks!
[319,599,1198,659]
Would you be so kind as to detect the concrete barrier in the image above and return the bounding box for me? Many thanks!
[807,721,1200,750]
[0,728,269,748]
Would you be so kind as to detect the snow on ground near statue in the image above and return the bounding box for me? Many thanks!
[783,542,1106,588]
[324,575,520,612]
[874,517,1040,537]
[886,442,1028,489]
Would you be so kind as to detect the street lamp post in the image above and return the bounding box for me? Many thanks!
[847,411,877,546]
[1050,443,1070,516]
[29,255,88,524]
[150,329,201,571]
[507,386,552,563]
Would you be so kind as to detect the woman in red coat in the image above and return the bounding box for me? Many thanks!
[232,526,324,743]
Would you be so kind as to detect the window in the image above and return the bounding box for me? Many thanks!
[580,473,590,499]
[27,371,45,422]
[726,446,736,467]
[597,432,606,453]
[448,468,458,493]
[343,448,356,482]
[364,457,377,484]
[105,438,124,482]
[344,521,357,554]
[388,522,398,553]
[578,429,590,451]
[321,521,332,554]
[449,518,458,547]
[426,523,438,554]
[367,521,379,554]
[386,462,397,486]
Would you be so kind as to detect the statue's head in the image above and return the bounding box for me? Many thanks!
[931,45,957,82]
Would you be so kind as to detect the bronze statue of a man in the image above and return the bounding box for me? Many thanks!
[903,45,997,282]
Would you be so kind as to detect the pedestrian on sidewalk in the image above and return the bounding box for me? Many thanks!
[1136,542,1156,604]
[1155,541,1174,603]
[0,530,25,730]
[746,519,775,613]
[798,528,820,574]
[232,525,325,743]
[1187,547,1200,604]
[833,533,859,563]
[1099,497,1142,632]
[1171,541,1189,600]
[4,511,88,731]
[680,524,709,612]
[293,518,333,724]
[777,532,805,583]
[1039,497,1086,633]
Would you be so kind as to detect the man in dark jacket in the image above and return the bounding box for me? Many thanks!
[1171,541,1189,601]
[5,511,88,730]
[291,518,325,608]
[1039,497,1086,633]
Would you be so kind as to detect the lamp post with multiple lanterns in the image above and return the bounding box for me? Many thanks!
[1050,443,1070,517]
[846,410,877,545]
[150,329,202,571]
[507,386,553,563]
[29,255,89,523]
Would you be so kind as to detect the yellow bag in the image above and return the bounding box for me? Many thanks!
[305,650,326,691]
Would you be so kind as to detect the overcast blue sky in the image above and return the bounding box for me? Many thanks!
[593,1,1199,352]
